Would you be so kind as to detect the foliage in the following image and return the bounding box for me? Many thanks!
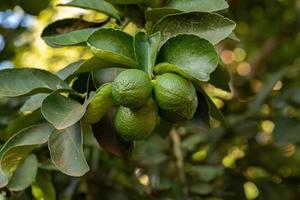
[0,0,299,199]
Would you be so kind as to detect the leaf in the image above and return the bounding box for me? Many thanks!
[152,12,236,45]
[20,61,84,114]
[83,83,114,124]
[195,91,210,127]
[105,0,162,7]
[92,68,125,87]
[134,31,160,74]
[42,92,90,130]
[20,94,49,114]
[248,69,287,114]
[7,154,38,191]
[0,123,53,188]
[48,123,90,176]
[91,113,133,157]
[146,0,229,21]
[87,29,138,68]
[31,171,56,200]
[0,68,72,97]
[41,18,103,47]
[205,94,227,127]
[209,64,231,92]
[155,34,218,82]
[58,0,121,20]
[75,56,127,74]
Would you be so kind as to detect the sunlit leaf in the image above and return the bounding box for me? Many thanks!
[155,34,218,82]
[152,12,236,45]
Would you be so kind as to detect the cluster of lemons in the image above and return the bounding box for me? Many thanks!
[84,69,198,141]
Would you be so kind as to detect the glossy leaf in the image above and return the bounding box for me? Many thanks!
[58,0,121,20]
[92,68,125,87]
[41,93,89,130]
[134,31,160,74]
[56,60,84,81]
[152,12,236,45]
[48,123,90,176]
[41,18,103,47]
[91,113,133,157]
[0,123,53,188]
[7,154,38,191]
[146,0,229,21]
[106,0,162,7]
[87,29,138,68]
[195,91,210,127]
[155,35,218,82]
[0,68,71,97]
[209,64,231,92]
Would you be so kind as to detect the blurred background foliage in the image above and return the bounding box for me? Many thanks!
[1,0,300,200]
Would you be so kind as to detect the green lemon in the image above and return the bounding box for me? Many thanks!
[83,83,114,124]
[112,69,152,108]
[114,98,157,141]
[153,73,198,122]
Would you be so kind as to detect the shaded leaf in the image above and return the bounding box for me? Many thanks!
[195,91,210,127]
[7,154,38,191]
[0,123,53,188]
[205,94,227,127]
[87,29,138,68]
[42,18,103,47]
[75,56,127,74]
[31,171,56,200]
[273,118,300,145]
[134,31,160,74]
[92,67,125,87]
[56,60,85,81]
[59,0,121,20]
[41,92,90,130]
[91,113,133,157]
[155,34,218,82]
[20,94,48,114]
[48,123,90,176]
[152,12,236,45]
[209,64,231,92]
[0,68,72,97]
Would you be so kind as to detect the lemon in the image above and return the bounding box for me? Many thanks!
[83,83,114,124]
[112,69,152,108]
[114,98,157,141]
[153,73,198,122]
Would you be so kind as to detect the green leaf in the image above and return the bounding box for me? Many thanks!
[146,0,229,21]
[91,113,133,157]
[92,68,125,87]
[41,18,103,47]
[0,123,53,187]
[87,29,138,68]
[75,56,128,74]
[209,64,231,92]
[273,118,300,145]
[195,91,210,127]
[58,0,121,20]
[20,61,84,114]
[105,0,162,7]
[204,93,227,127]
[0,68,72,97]
[83,83,114,124]
[31,171,56,200]
[152,12,236,45]
[41,93,90,130]
[155,34,218,82]
[48,123,90,176]
[7,154,38,191]
[134,31,160,74]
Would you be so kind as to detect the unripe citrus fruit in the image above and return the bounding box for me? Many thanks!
[112,69,152,108]
[114,98,157,141]
[83,83,114,124]
[153,73,198,122]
